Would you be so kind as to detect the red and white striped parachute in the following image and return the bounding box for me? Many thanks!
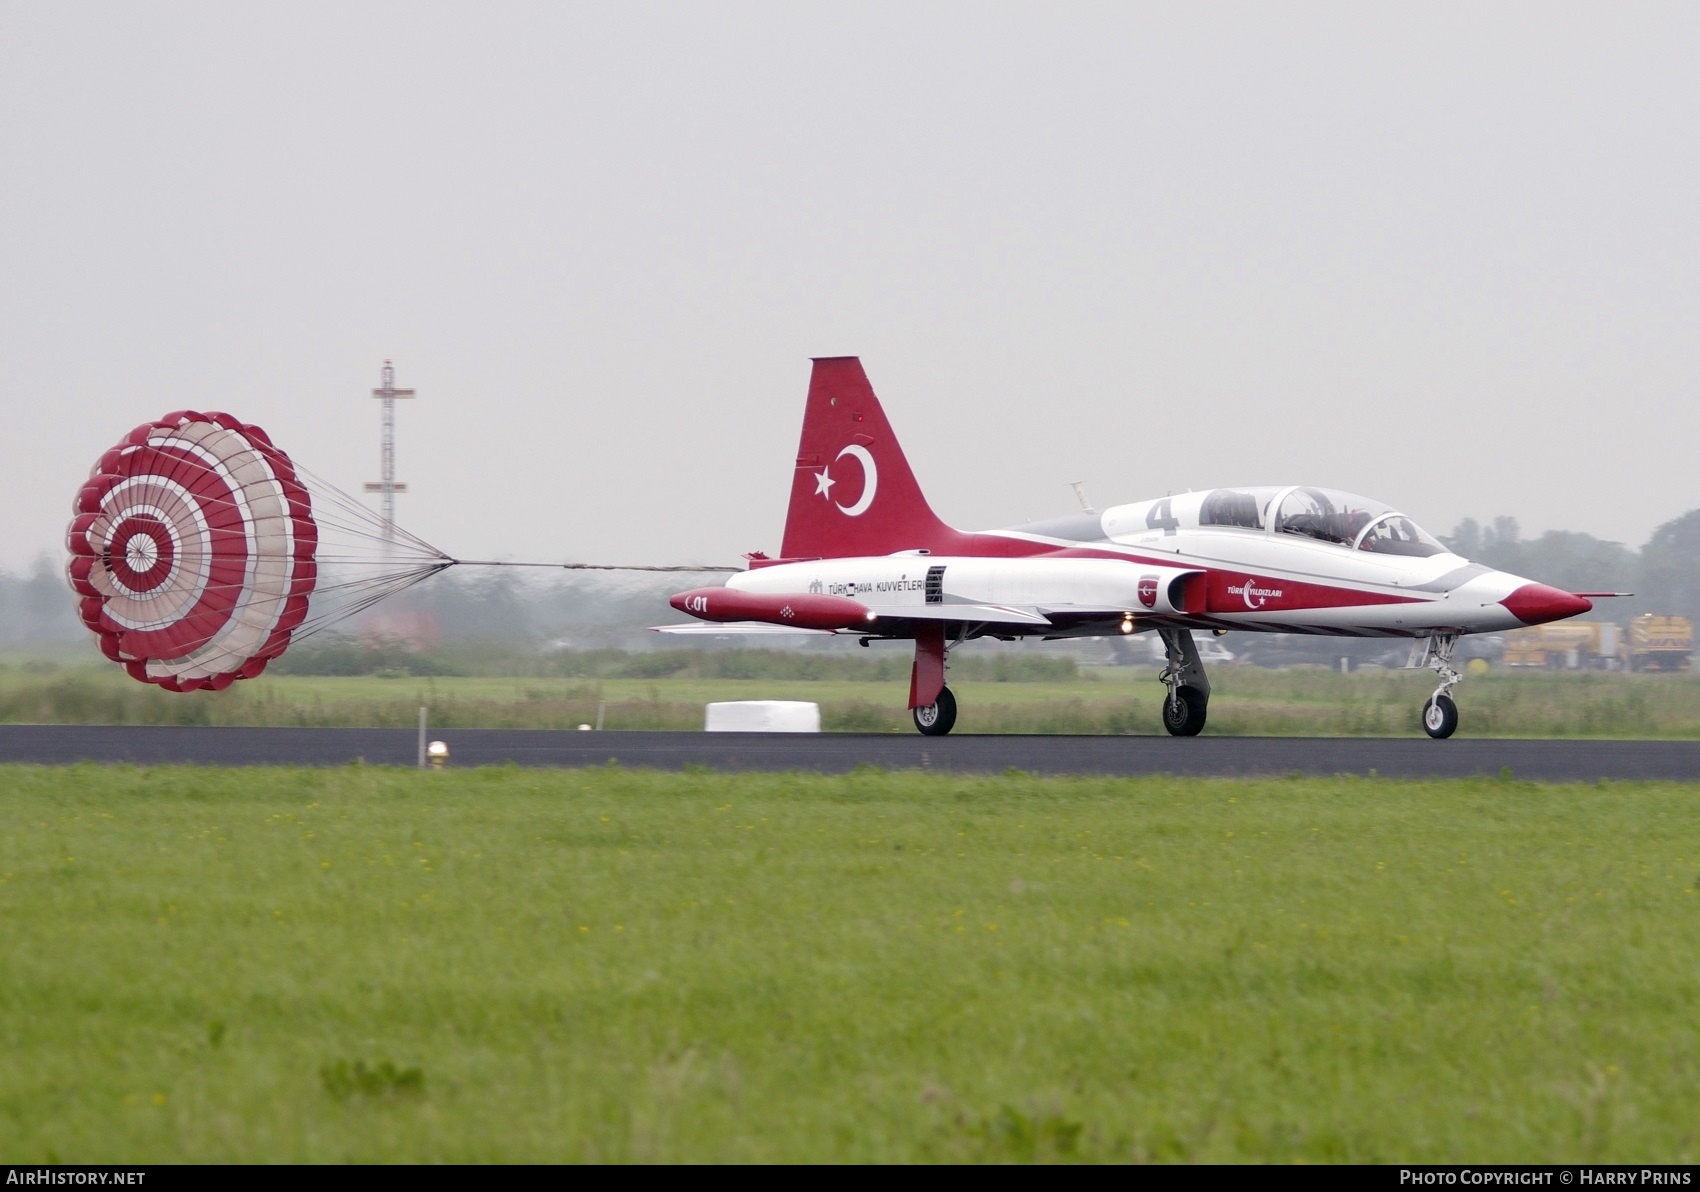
[67,411,318,691]
[67,408,727,691]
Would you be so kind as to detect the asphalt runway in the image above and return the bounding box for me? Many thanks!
[2,725,1699,781]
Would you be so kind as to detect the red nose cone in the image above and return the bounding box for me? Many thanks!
[1501,583,1593,626]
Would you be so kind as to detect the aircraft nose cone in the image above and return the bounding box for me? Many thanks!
[1500,583,1593,625]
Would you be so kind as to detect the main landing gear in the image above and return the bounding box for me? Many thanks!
[913,687,957,736]
[1157,627,1211,737]
[909,623,958,736]
[1410,633,1463,739]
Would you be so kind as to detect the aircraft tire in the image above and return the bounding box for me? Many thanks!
[1161,686,1208,736]
[1421,694,1459,739]
[913,687,957,736]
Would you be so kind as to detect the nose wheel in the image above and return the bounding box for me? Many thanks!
[1422,693,1459,739]
[1411,633,1463,739]
[1162,685,1209,736]
[1157,627,1212,737]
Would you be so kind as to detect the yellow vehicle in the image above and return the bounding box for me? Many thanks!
[1502,621,1621,669]
[1627,614,1693,672]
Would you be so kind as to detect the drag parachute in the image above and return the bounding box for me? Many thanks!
[67,411,450,690]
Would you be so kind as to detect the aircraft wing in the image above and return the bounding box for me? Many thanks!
[870,603,1053,627]
[653,603,1056,636]
[1036,605,1133,618]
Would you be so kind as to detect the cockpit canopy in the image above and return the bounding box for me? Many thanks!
[1196,486,1449,557]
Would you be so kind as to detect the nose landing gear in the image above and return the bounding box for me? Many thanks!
[1157,627,1212,736]
[1410,633,1463,739]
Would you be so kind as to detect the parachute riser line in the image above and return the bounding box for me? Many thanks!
[447,560,741,573]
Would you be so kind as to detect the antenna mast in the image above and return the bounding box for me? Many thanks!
[363,360,415,549]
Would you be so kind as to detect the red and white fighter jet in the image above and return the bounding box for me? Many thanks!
[661,357,1598,738]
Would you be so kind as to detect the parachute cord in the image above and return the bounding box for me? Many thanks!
[446,560,740,573]
[82,432,735,682]
[285,560,456,646]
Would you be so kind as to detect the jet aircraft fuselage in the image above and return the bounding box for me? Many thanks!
[722,489,1584,641]
[662,357,1596,739]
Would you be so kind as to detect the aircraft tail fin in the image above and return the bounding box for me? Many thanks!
[779,358,962,560]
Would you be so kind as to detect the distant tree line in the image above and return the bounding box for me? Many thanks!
[1439,510,1700,620]
[391,566,684,648]
[0,556,83,645]
[266,639,1079,682]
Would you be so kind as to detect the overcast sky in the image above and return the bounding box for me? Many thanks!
[3,1,1697,573]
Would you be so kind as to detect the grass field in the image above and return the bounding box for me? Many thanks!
[5,657,1700,737]
[2,764,1697,1162]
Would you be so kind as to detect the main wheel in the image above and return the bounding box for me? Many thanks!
[913,687,957,736]
[1421,694,1458,739]
[1161,685,1208,736]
